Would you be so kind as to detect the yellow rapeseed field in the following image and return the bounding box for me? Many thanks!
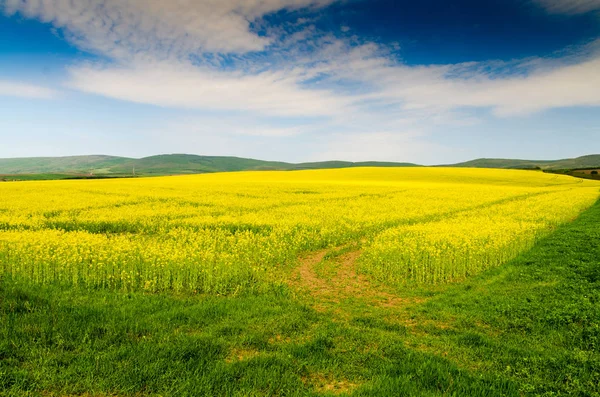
[0,168,598,293]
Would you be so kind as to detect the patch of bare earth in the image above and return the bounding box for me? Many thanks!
[225,347,261,363]
[302,372,360,395]
[288,245,439,395]
[291,246,422,312]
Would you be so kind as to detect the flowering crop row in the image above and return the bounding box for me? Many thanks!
[0,168,597,293]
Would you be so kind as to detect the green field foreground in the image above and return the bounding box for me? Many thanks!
[1,198,599,396]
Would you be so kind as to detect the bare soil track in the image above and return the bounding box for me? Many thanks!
[291,244,424,316]
[289,244,431,394]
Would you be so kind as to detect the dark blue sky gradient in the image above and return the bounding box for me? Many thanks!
[316,0,599,64]
[0,15,102,80]
[2,0,599,66]
[0,16,76,56]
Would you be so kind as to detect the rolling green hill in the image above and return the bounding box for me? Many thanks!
[1,154,598,179]
[109,155,420,174]
[0,155,131,174]
[446,155,600,170]
[107,154,288,175]
[0,154,419,177]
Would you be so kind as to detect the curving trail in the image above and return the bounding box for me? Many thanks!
[290,244,423,316]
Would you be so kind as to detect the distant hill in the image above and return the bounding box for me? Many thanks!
[109,155,292,174]
[0,154,419,177]
[446,155,600,171]
[0,155,130,174]
[1,154,599,179]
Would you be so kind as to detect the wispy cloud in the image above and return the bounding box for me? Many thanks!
[58,37,600,122]
[2,0,600,162]
[4,0,600,120]
[66,61,354,117]
[365,55,600,117]
[534,0,600,14]
[0,80,56,99]
[2,0,339,57]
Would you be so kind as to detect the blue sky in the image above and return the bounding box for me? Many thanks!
[0,0,599,164]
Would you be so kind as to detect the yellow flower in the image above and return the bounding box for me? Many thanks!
[0,168,597,292]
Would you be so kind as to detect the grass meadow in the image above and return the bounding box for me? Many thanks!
[1,168,599,396]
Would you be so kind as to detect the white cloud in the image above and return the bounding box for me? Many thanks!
[66,61,354,117]
[276,38,600,118]
[368,57,600,116]
[535,0,600,14]
[3,0,600,145]
[0,80,56,99]
[2,0,339,56]
[62,40,600,123]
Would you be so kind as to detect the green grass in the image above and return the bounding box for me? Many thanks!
[0,174,77,181]
[2,200,600,396]
[0,174,139,181]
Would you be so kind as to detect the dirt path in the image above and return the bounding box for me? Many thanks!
[291,244,419,314]
[287,244,430,394]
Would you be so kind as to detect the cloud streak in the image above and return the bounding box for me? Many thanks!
[0,80,56,99]
[2,0,339,56]
[368,56,600,116]
[67,61,354,117]
[535,0,600,14]
[62,41,600,121]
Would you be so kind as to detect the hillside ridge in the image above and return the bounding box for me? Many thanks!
[0,154,419,176]
[0,153,598,177]
[445,154,600,170]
